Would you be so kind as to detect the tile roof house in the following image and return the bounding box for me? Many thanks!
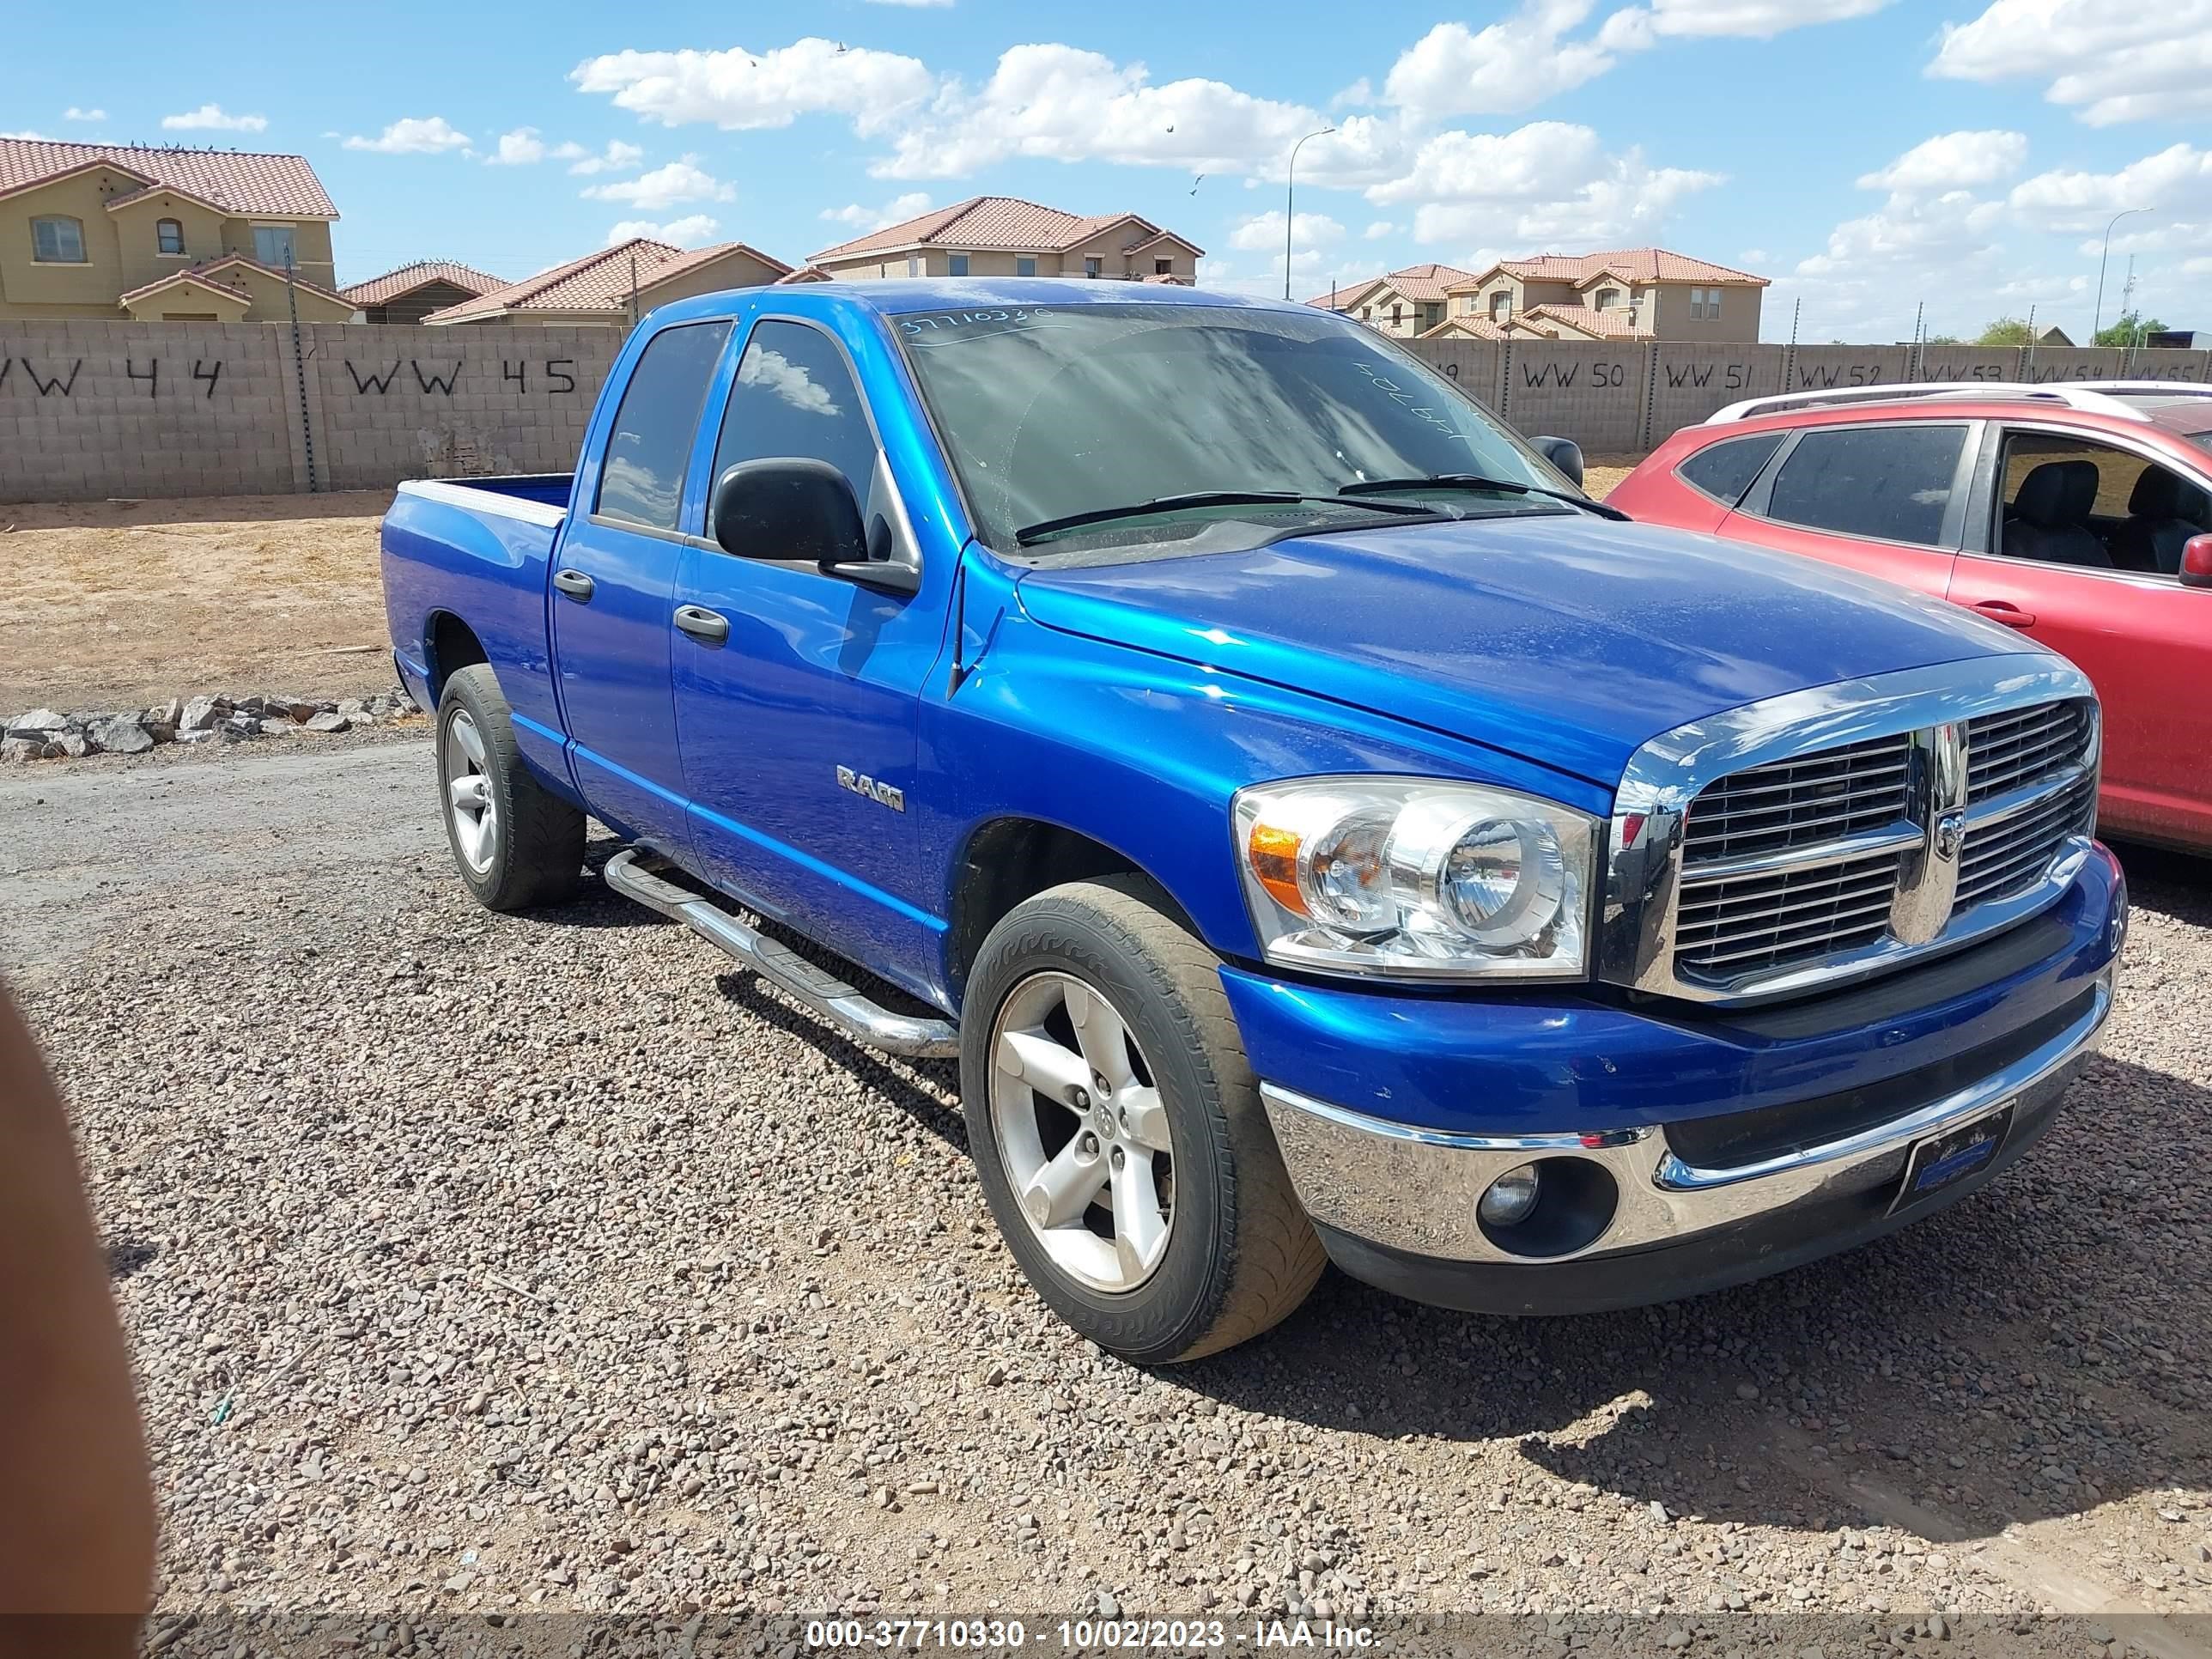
[424,237,792,326]
[809,196,1202,283]
[0,137,343,320]
[1306,264,1480,337]
[1441,248,1771,343]
[343,260,508,325]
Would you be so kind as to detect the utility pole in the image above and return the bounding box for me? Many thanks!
[629,250,640,331]
[1283,125,1336,300]
[2094,206,2151,342]
[283,247,317,494]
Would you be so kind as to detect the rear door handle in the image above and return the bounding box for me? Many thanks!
[673,605,729,644]
[1967,599,2037,629]
[552,568,596,602]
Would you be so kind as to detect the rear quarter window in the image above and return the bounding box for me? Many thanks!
[1675,432,1784,507]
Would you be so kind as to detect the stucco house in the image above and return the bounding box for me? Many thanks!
[809,196,1203,283]
[1306,264,1479,337]
[0,137,348,321]
[343,260,508,325]
[424,238,792,326]
[1435,249,1770,343]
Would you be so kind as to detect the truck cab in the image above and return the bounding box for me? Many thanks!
[383,281,2127,1362]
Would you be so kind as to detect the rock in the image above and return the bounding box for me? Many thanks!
[174,728,216,745]
[1736,1382,1762,1401]
[7,708,68,737]
[52,730,91,758]
[257,718,292,737]
[91,716,155,756]
[149,696,184,728]
[217,718,258,742]
[0,737,42,763]
[268,696,319,722]
[302,712,352,734]
[337,699,369,717]
[179,696,228,732]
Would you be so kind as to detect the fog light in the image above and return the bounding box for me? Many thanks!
[1478,1163,1543,1227]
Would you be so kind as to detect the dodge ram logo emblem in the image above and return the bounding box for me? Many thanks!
[836,765,906,813]
[1934,810,1964,861]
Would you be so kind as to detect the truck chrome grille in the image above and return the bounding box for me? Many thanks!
[1680,734,1911,863]
[1674,847,1904,976]
[1957,775,2098,909]
[1664,697,2096,994]
[1966,702,2089,802]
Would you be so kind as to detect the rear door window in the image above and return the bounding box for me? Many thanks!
[1759,423,1968,547]
[595,321,732,531]
[1676,432,1784,506]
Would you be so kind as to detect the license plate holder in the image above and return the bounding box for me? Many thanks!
[1889,1101,2015,1216]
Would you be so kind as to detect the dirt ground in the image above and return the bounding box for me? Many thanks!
[0,492,394,714]
[1,465,1644,717]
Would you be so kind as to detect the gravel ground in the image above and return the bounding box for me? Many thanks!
[3,737,2209,1639]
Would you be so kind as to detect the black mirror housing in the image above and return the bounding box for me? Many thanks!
[1533,436,1584,489]
[711,459,867,567]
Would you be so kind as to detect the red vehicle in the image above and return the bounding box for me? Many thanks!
[1611,382,2212,852]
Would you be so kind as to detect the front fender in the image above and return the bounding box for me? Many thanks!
[917,588,1613,1006]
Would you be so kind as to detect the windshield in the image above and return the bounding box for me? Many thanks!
[891,301,1575,555]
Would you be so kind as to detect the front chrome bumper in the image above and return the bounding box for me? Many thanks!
[1260,972,2112,1268]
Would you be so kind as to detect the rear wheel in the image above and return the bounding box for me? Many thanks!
[961,877,1325,1362]
[435,665,584,912]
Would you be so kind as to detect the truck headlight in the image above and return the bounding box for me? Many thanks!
[1232,778,1595,981]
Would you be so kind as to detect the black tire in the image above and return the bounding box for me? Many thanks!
[434,664,585,912]
[961,876,1326,1363]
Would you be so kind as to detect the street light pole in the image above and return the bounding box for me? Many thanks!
[1284,125,1336,300]
[2094,206,2152,342]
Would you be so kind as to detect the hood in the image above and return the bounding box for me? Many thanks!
[1013,514,2025,786]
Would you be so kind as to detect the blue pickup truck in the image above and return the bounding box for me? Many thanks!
[383,280,2127,1362]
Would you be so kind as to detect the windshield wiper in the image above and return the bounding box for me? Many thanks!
[1337,473,1631,521]
[1015,489,1432,546]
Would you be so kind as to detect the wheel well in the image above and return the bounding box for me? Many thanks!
[949,819,1188,999]
[425,612,489,704]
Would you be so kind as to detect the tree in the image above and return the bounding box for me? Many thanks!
[1977,317,2034,348]
[2094,309,2166,348]
[1924,332,1966,346]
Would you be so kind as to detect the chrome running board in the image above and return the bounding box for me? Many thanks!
[602,848,959,1060]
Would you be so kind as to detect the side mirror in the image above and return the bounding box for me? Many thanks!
[1533,436,1584,489]
[712,457,866,566]
[2184,533,2212,590]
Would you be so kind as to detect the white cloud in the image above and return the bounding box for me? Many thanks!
[1364,220,1396,240]
[64,107,105,123]
[821,192,935,230]
[1603,0,1892,42]
[161,103,268,133]
[1856,131,2028,192]
[573,39,934,137]
[605,215,723,247]
[1383,7,1616,120]
[1365,120,1722,246]
[2009,143,2212,232]
[872,43,1323,179]
[1230,210,1346,252]
[1331,78,1374,110]
[580,157,734,210]
[489,127,550,165]
[0,130,51,141]
[568,140,645,176]
[1931,0,2212,126]
[343,116,471,155]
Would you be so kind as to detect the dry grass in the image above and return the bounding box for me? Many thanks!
[0,493,392,714]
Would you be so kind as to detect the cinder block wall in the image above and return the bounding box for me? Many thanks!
[3,319,2209,503]
[0,319,622,501]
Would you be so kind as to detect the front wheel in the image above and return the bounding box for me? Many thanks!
[435,664,584,912]
[960,877,1325,1362]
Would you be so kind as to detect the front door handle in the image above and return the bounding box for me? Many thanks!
[552,568,596,602]
[673,605,730,644]
[1967,599,2037,629]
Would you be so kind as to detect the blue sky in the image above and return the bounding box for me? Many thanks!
[11,0,2210,341]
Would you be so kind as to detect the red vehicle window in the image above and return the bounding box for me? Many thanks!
[1675,431,1784,507]
[1762,424,1967,548]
